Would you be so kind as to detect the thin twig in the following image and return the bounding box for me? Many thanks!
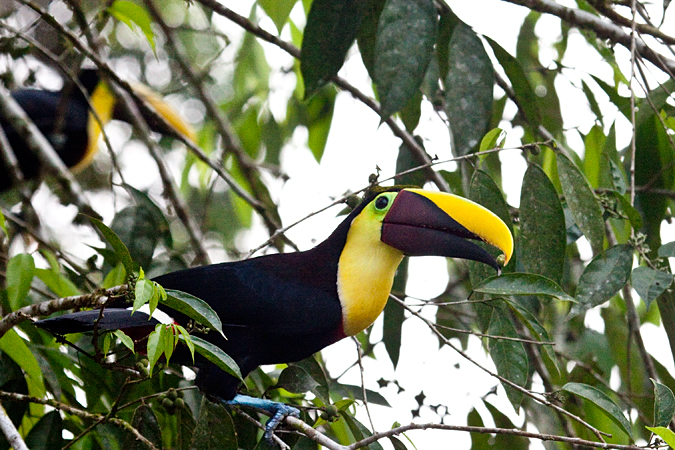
[352,336,375,432]
[502,0,675,78]
[390,294,612,441]
[0,285,126,338]
[347,422,645,450]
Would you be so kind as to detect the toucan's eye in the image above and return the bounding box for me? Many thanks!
[375,195,389,210]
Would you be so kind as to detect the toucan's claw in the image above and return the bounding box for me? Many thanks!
[224,394,300,443]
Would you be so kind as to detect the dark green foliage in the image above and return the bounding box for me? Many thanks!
[300,0,365,95]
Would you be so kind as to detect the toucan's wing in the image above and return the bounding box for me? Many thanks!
[152,254,344,338]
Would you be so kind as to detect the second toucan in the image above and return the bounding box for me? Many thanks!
[0,69,194,191]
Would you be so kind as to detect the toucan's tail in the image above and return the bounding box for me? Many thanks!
[35,309,159,335]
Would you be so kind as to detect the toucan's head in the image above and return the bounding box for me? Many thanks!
[336,186,513,336]
[359,187,513,270]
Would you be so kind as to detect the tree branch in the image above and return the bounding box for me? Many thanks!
[347,422,645,450]
[0,390,158,450]
[0,285,126,339]
[143,0,285,242]
[0,402,28,450]
[502,0,675,78]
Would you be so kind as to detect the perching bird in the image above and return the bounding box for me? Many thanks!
[36,186,513,437]
[0,69,194,192]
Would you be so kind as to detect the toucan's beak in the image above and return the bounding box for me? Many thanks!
[381,189,513,272]
[113,82,197,143]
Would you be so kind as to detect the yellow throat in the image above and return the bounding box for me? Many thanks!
[77,81,115,172]
[337,195,404,336]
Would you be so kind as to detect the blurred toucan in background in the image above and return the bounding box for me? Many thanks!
[37,186,514,438]
[0,68,195,192]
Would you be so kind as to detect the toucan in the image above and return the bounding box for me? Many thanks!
[0,69,195,192]
[36,186,513,438]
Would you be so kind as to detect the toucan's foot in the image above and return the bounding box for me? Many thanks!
[224,394,300,441]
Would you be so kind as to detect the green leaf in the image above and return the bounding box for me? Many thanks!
[103,262,127,289]
[191,399,238,450]
[632,267,673,310]
[293,354,331,403]
[562,382,633,439]
[395,139,427,187]
[175,325,194,362]
[149,282,164,316]
[488,303,528,410]
[124,185,173,248]
[182,335,242,381]
[6,253,35,310]
[389,436,408,450]
[582,80,604,127]
[384,257,408,368]
[519,163,566,283]
[163,289,225,338]
[114,330,135,353]
[473,273,576,303]
[373,0,437,118]
[505,300,559,378]
[435,8,461,81]
[306,86,337,162]
[134,278,155,313]
[89,216,134,278]
[300,0,364,95]
[0,329,46,399]
[24,410,63,450]
[478,127,505,154]
[177,406,196,449]
[399,90,423,133]
[123,405,162,450]
[258,0,297,34]
[659,241,675,258]
[34,252,80,298]
[646,426,675,447]
[635,114,674,254]
[444,23,494,156]
[609,190,643,230]
[485,37,541,127]
[0,210,7,236]
[583,124,605,188]
[342,413,384,450]
[102,333,112,356]
[652,379,675,428]
[330,382,390,406]
[590,75,630,119]
[574,244,633,314]
[356,0,387,79]
[108,1,155,51]
[608,158,627,195]
[277,365,320,395]
[556,152,605,254]
[163,324,176,363]
[483,400,531,448]
[146,325,164,375]
[110,205,161,271]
